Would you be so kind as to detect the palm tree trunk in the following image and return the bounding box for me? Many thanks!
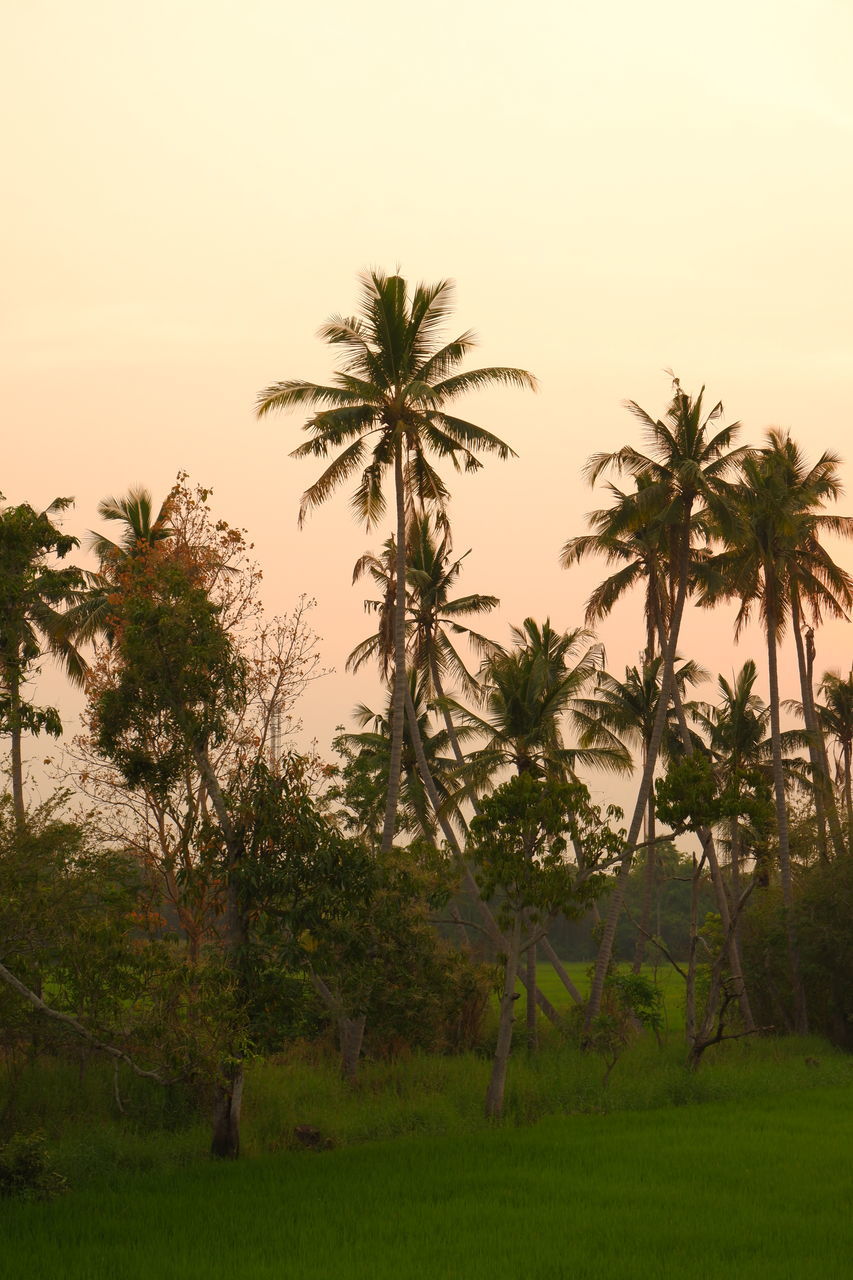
[685,853,700,1043]
[791,593,842,861]
[525,932,538,1051]
[632,785,656,974]
[766,596,808,1033]
[667,677,755,1034]
[585,526,690,1031]
[429,654,467,769]
[380,439,408,854]
[840,742,845,849]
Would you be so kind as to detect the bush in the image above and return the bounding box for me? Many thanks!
[0,1131,67,1201]
[742,856,853,1046]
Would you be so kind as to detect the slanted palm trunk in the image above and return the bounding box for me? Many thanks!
[843,744,853,850]
[668,677,755,1034]
[791,593,843,861]
[765,599,808,1032]
[381,437,408,854]
[585,525,691,1030]
[632,780,656,974]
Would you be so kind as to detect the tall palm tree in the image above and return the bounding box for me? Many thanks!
[257,270,535,852]
[704,430,853,1030]
[0,498,84,828]
[572,377,748,1026]
[575,657,705,968]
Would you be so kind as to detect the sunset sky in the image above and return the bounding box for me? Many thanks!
[5,0,853,809]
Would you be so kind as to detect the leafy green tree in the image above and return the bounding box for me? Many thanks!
[257,269,534,853]
[86,492,324,1159]
[0,498,84,829]
[468,773,621,1118]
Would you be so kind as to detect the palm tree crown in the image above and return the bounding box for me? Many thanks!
[347,513,499,696]
[451,619,629,788]
[256,270,535,529]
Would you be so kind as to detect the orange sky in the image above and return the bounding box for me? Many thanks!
[4,0,853,810]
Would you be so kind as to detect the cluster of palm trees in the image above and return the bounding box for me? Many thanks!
[257,270,853,1040]
[5,269,853,1053]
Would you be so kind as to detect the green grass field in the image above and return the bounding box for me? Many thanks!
[3,961,851,1277]
[4,1084,851,1279]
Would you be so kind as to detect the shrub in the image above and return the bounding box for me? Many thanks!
[0,1131,67,1201]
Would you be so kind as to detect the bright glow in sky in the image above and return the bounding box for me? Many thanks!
[4,0,853,805]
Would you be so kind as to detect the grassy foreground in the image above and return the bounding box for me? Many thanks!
[4,1084,851,1279]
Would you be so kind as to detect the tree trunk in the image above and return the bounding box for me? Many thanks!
[840,747,845,855]
[585,526,692,1031]
[485,913,522,1119]
[539,936,583,1004]
[430,653,467,769]
[380,439,408,853]
[338,1016,366,1085]
[632,784,656,974]
[685,853,700,1043]
[210,1061,244,1159]
[791,593,843,860]
[525,934,538,1051]
[667,677,755,1034]
[766,595,808,1033]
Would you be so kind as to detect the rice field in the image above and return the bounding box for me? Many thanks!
[4,1084,851,1279]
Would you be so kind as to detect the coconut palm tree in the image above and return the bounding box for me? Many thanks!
[452,619,629,791]
[62,487,174,647]
[693,661,796,893]
[0,498,84,828]
[562,475,671,662]
[703,430,853,1030]
[257,270,535,853]
[814,669,853,849]
[333,673,465,843]
[348,512,500,762]
[450,619,630,1047]
[573,377,748,1026]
